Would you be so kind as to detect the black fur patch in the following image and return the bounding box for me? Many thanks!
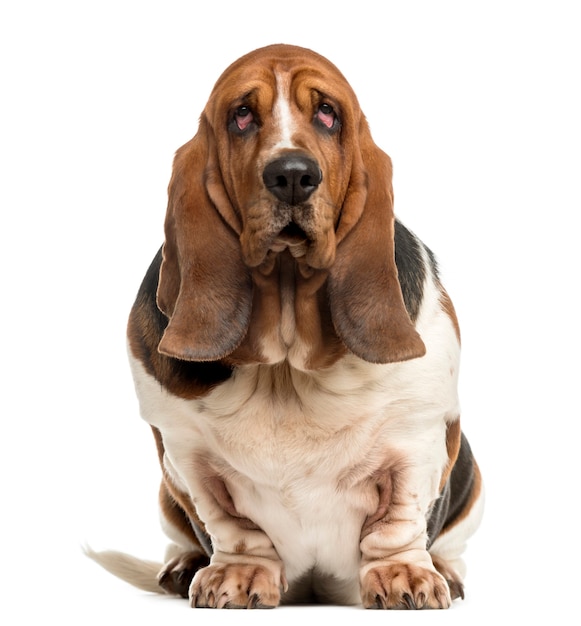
[394,220,436,322]
[426,433,475,547]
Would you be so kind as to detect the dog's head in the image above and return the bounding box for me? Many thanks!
[156,44,425,366]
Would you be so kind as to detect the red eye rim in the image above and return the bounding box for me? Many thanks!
[315,102,340,133]
[318,103,335,127]
[234,106,254,131]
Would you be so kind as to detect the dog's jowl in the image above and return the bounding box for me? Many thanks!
[87,44,483,610]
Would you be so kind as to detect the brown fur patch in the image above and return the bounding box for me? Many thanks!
[156,124,253,363]
[439,418,462,491]
[234,540,247,554]
[439,286,461,343]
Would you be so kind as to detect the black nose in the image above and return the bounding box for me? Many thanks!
[262,155,322,204]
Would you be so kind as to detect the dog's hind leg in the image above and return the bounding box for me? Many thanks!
[157,478,211,597]
[429,466,484,600]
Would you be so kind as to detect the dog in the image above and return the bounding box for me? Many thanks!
[86,43,483,609]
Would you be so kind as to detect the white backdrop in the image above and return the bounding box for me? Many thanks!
[2,1,579,623]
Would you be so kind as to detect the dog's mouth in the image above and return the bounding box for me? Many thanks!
[241,204,336,270]
[277,222,309,244]
[268,221,310,259]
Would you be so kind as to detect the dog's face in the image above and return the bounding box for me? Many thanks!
[156,44,424,366]
[204,46,361,271]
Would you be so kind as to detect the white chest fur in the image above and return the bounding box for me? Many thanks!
[129,289,459,602]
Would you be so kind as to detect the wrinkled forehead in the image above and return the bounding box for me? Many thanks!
[205,46,358,119]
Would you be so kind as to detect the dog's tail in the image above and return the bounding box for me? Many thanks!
[83,545,163,594]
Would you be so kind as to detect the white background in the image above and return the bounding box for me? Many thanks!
[1,1,579,623]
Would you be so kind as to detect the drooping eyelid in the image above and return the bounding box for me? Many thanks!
[227,91,262,135]
[228,88,259,120]
[311,91,342,134]
[313,90,342,120]
[231,95,253,118]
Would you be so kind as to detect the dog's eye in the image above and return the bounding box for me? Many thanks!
[316,103,338,131]
[234,106,254,131]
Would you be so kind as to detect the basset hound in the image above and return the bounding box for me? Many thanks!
[87,43,484,610]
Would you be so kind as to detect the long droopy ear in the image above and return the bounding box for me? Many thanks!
[156,116,252,361]
[328,121,426,364]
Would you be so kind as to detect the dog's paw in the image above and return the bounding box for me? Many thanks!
[430,554,465,601]
[361,562,452,609]
[189,563,284,609]
[158,551,210,598]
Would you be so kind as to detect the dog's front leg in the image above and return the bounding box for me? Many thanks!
[359,463,451,610]
[185,471,287,609]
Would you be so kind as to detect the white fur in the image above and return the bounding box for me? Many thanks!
[83,545,162,594]
[271,72,296,151]
[126,248,463,604]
